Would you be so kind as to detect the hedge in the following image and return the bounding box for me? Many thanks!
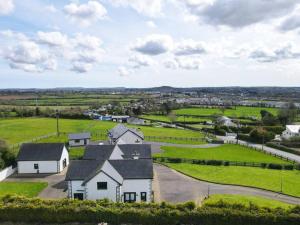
[0,195,299,225]
[266,142,300,157]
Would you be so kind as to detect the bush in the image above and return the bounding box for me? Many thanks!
[205,160,223,166]
[249,128,275,144]
[283,165,294,170]
[167,158,182,163]
[268,163,282,170]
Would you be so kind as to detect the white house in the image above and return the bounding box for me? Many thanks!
[108,124,144,145]
[65,144,153,202]
[216,116,237,127]
[281,125,300,139]
[17,143,69,174]
[68,132,91,147]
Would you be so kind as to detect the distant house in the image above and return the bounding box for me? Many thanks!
[65,144,153,202]
[68,132,91,147]
[17,143,69,174]
[127,117,145,125]
[112,115,130,123]
[108,124,144,145]
[216,116,237,127]
[281,125,300,139]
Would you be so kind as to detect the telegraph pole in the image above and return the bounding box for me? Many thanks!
[56,109,60,137]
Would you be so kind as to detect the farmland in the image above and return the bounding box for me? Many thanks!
[167,163,300,197]
[203,194,295,209]
[173,106,278,118]
[155,144,291,164]
[140,115,211,123]
[0,182,47,197]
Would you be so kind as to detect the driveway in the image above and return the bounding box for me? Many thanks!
[5,168,68,199]
[154,164,300,205]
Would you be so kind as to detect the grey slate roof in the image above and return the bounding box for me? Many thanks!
[68,132,91,140]
[108,124,144,140]
[118,144,151,159]
[65,160,104,181]
[82,145,115,160]
[109,159,153,179]
[17,143,65,161]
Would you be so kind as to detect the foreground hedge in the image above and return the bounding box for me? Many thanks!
[0,195,300,225]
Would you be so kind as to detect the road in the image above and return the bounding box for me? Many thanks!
[218,136,300,164]
[154,164,300,205]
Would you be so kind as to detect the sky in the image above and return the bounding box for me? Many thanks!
[1,0,300,88]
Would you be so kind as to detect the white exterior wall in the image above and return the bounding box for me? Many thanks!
[85,171,120,201]
[122,179,152,203]
[69,180,85,198]
[109,146,124,160]
[0,166,16,181]
[116,132,143,145]
[18,160,58,173]
[69,139,90,147]
[59,146,69,172]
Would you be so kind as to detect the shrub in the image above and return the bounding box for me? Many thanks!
[224,161,230,166]
[260,163,267,168]
[205,160,223,166]
[268,163,282,170]
[283,165,294,170]
[167,158,182,163]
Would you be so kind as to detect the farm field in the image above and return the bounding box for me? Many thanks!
[140,115,211,123]
[155,144,291,164]
[0,182,47,197]
[167,163,300,197]
[69,147,85,159]
[174,106,278,118]
[0,118,205,147]
[203,194,295,209]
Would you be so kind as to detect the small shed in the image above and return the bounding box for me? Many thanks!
[68,132,91,147]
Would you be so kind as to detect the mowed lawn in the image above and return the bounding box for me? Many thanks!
[0,118,205,146]
[203,194,295,209]
[0,182,48,197]
[167,163,300,197]
[156,144,290,164]
[174,106,278,118]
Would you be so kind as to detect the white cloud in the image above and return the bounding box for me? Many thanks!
[5,41,56,73]
[184,0,299,28]
[129,54,155,68]
[72,33,102,50]
[108,0,163,17]
[132,34,173,55]
[0,0,14,15]
[0,30,28,41]
[44,5,57,13]
[174,39,207,56]
[165,56,203,70]
[71,62,93,73]
[118,66,132,76]
[279,14,300,31]
[64,1,107,26]
[146,20,156,28]
[37,31,68,47]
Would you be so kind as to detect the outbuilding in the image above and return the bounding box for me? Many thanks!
[68,132,91,147]
[16,143,69,174]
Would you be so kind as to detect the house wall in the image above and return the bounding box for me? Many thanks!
[116,132,143,145]
[58,146,69,172]
[69,139,90,147]
[109,145,124,160]
[18,161,58,173]
[69,180,85,198]
[0,166,16,181]
[122,179,152,203]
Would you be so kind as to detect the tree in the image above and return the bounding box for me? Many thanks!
[278,102,298,126]
[260,110,279,126]
[167,112,177,124]
[219,107,226,115]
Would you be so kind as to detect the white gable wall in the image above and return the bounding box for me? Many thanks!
[109,145,124,160]
[122,179,152,203]
[68,180,85,198]
[69,139,90,147]
[18,160,58,173]
[58,146,70,172]
[116,131,143,145]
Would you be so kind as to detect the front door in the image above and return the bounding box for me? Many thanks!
[73,193,84,200]
[63,159,67,168]
[124,192,136,203]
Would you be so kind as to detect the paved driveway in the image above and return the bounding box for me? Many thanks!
[5,168,68,199]
[154,164,300,205]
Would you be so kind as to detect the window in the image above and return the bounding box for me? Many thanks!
[97,182,107,190]
[73,193,84,200]
[124,192,136,203]
[141,192,147,202]
[75,139,80,143]
[34,164,39,169]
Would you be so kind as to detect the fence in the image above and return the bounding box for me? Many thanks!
[0,166,16,181]
[153,157,297,170]
[9,132,58,151]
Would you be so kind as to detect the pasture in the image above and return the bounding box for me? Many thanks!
[167,163,300,197]
[203,194,295,209]
[155,144,290,164]
[174,106,278,118]
[0,182,47,197]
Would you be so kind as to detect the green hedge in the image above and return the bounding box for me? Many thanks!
[266,142,300,157]
[0,195,300,225]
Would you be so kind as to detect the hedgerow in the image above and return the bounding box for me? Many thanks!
[0,195,299,225]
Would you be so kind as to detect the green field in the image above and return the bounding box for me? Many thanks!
[203,194,295,209]
[0,118,205,147]
[167,163,300,197]
[140,115,211,123]
[174,106,278,118]
[69,147,85,159]
[0,182,47,197]
[156,144,290,164]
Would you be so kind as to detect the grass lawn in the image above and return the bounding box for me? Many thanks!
[0,182,48,197]
[203,194,295,209]
[69,147,85,159]
[166,163,300,197]
[156,144,291,164]
[140,115,210,123]
[0,118,206,147]
[174,106,278,118]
